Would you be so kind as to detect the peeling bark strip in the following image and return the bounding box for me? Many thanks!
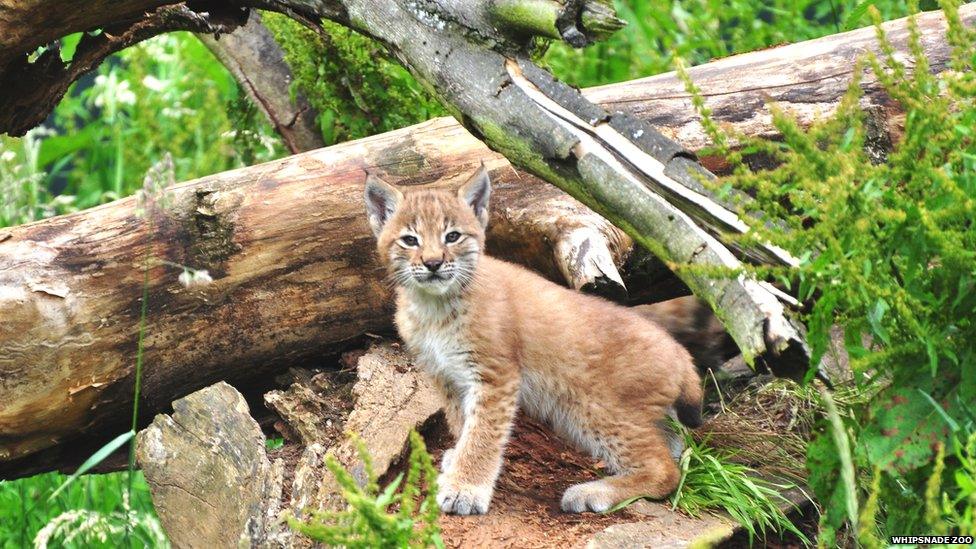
[510,60,800,268]
[0,7,968,478]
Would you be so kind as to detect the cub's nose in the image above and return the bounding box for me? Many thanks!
[423,259,444,272]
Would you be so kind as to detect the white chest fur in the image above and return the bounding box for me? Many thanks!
[398,295,480,417]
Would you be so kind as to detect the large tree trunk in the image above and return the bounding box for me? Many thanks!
[196,12,325,154]
[1,7,968,478]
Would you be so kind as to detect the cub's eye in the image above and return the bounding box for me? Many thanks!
[444,231,462,243]
[400,235,419,246]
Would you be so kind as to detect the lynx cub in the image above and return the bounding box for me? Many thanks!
[364,166,703,515]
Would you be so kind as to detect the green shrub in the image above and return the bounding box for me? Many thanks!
[288,431,443,548]
[681,0,975,542]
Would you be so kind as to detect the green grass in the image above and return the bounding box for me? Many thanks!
[543,0,916,87]
[672,433,809,545]
[607,422,809,544]
[0,470,166,549]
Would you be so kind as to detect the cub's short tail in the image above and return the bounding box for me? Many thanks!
[675,365,704,428]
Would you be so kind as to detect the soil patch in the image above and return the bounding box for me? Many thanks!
[427,415,650,548]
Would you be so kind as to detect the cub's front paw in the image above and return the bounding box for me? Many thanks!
[560,480,616,513]
[436,474,493,515]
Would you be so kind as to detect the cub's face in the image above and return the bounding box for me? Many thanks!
[365,166,492,296]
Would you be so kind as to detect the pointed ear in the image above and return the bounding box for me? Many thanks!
[364,173,403,237]
[457,164,491,228]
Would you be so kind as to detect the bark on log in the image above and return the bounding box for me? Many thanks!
[280,343,442,513]
[0,0,172,72]
[1,8,968,478]
[196,12,325,154]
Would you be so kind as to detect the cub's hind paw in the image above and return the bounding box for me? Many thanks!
[560,480,616,513]
[436,474,493,515]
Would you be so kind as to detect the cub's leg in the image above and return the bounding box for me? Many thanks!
[438,393,464,471]
[561,422,679,513]
[437,374,519,515]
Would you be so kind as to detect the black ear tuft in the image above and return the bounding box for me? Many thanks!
[457,164,491,228]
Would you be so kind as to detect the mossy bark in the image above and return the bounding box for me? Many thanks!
[197,12,324,154]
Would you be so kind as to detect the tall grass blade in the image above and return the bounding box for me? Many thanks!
[48,431,135,502]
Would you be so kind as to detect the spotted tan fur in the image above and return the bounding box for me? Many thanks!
[364,166,703,515]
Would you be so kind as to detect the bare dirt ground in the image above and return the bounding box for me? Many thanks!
[425,415,667,549]
[264,357,817,548]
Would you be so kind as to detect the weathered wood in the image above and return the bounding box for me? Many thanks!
[286,343,442,513]
[136,382,287,548]
[197,12,324,154]
[134,345,439,547]
[582,8,966,155]
[1,8,969,478]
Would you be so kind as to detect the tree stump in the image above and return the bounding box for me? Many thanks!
[136,382,287,548]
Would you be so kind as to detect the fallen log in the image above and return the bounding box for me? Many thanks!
[2,8,968,478]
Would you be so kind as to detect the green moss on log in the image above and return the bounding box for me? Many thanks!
[263,13,446,146]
